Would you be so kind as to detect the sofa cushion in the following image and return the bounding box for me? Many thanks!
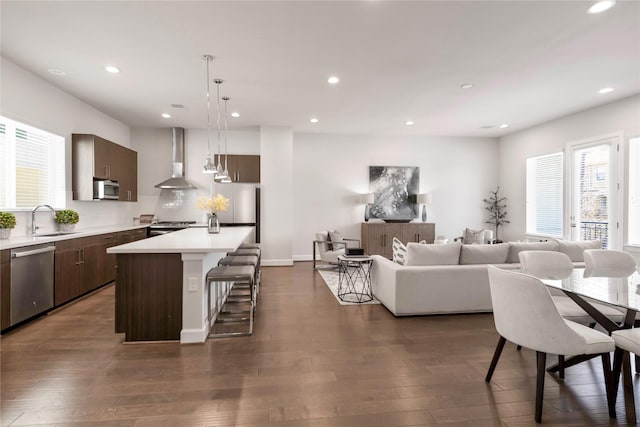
[463,228,486,244]
[460,243,509,265]
[392,237,407,265]
[506,240,559,263]
[555,239,602,262]
[406,242,461,266]
[328,230,344,250]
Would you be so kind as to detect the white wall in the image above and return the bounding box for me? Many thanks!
[498,94,640,245]
[131,127,260,221]
[292,133,499,259]
[260,126,294,265]
[1,57,134,236]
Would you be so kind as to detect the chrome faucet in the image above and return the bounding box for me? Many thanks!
[32,204,55,234]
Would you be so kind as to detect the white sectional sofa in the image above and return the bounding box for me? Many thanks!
[371,239,598,316]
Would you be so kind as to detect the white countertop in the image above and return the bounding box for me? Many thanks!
[107,226,253,254]
[0,224,149,250]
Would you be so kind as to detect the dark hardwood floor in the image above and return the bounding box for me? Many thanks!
[1,262,637,426]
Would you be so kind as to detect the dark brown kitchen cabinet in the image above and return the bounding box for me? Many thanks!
[72,134,138,201]
[225,155,260,183]
[54,236,96,305]
[1,249,10,330]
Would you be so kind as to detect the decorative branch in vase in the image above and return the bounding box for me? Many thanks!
[483,186,509,243]
[197,194,230,234]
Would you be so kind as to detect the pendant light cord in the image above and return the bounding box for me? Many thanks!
[223,97,230,170]
[205,57,212,159]
[215,79,223,170]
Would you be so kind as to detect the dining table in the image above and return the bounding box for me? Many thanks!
[539,268,640,372]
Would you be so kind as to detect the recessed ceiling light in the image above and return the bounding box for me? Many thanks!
[161,113,171,119]
[105,65,120,74]
[47,68,66,76]
[231,112,240,118]
[310,118,319,123]
[598,87,614,94]
[588,0,616,14]
[499,124,509,129]
[480,125,495,129]
[327,76,340,84]
[171,104,185,109]
[460,83,473,89]
[405,121,415,126]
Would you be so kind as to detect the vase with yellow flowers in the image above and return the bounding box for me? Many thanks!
[197,194,230,234]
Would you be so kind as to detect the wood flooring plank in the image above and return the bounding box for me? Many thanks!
[2,262,639,426]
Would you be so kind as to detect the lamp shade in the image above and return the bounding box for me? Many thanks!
[417,193,432,204]
[360,193,375,204]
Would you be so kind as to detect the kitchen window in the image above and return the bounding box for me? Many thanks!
[0,116,65,209]
[526,152,564,237]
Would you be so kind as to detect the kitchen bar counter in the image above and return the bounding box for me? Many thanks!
[0,224,149,250]
[107,226,253,344]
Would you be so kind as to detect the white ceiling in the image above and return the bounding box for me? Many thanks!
[2,1,639,137]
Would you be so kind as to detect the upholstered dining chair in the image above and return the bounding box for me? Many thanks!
[518,251,624,327]
[584,249,638,278]
[611,328,640,422]
[312,231,360,270]
[485,266,615,423]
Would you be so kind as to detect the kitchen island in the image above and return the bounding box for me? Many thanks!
[107,226,253,344]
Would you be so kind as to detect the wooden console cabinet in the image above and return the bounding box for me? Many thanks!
[361,222,435,258]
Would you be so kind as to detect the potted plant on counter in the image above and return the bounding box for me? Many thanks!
[55,209,79,232]
[0,211,16,239]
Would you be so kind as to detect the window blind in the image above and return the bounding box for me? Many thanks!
[629,137,640,245]
[526,152,563,236]
[0,116,65,209]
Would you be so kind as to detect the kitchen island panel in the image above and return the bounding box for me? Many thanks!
[116,253,183,341]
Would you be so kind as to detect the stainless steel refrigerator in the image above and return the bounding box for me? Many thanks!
[211,183,260,242]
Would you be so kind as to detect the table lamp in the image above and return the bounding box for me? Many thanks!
[416,193,432,222]
[360,193,375,222]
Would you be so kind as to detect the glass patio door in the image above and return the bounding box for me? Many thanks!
[568,137,619,249]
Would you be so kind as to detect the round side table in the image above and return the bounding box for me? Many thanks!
[337,255,373,303]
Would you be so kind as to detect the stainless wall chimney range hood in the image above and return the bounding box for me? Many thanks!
[155,127,196,189]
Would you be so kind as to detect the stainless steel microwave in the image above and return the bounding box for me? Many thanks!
[93,179,120,200]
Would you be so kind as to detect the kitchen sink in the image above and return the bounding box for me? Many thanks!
[35,232,78,237]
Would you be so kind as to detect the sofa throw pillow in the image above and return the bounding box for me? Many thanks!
[459,243,509,265]
[463,228,485,245]
[392,237,407,265]
[506,240,559,263]
[405,241,462,266]
[327,230,344,251]
[556,239,602,262]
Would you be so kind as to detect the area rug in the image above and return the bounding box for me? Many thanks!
[317,269,380,305]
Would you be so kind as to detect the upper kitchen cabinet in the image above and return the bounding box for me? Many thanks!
[72,134,138,201]
[225,155,260,183]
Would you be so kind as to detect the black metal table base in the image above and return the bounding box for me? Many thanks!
[337,257,373,303]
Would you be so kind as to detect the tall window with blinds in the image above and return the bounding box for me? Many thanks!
[629,137,640,245]
[526,152,563,237]
[0,116,65,209]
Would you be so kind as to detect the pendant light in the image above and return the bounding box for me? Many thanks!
[213,78,224,177]
[220,96,232,183]
[202,55,217,174]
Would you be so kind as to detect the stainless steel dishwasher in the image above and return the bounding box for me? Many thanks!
[10,244,55,326]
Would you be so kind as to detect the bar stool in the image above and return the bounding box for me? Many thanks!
[220,253,261,297]
[206,264,256,338]
[239,243,260,250]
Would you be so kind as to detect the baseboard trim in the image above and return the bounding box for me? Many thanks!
[262,259,294,266]
[293,255,314,262]
[180,327,208,344]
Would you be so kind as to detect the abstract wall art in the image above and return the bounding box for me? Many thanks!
[369,166,419,222]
